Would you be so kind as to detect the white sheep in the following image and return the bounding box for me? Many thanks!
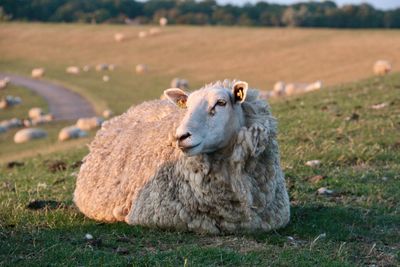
[149,27,161,35]
[171,78,189,90]
[31,114,54,126]
[284,81,323,96]
[135,64,148,74]
[14,128,47,143]
[114,33,125,42]
[58,126,87,141]
[273,81,286,96]
[159,17,168,26]
[0,96,21,109]
[0,77,10,90]
[66,66,80,74]
[96,64,109,71]
[0,125,7,134]
[74,80,290,234]
[28,107,44,120]
[102,109,113,119]
[76,117,103,131]
[0,118,22,129]
[31,68,45,78]
[373,60,392,76]
[138,31,147,39]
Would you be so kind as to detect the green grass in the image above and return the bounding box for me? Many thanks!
[0,74,399,266]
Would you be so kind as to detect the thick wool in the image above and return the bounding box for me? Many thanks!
[74,80,290,234]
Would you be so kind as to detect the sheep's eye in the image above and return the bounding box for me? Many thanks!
[216,99,227,106]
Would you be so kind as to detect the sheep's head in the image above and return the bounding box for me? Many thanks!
[164,80,248,156]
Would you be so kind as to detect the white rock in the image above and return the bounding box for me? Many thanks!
[85,233,93,240]
[305,160,321,167]
[371,102,388,110]
[317,187,334,195]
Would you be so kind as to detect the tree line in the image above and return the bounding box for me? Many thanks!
[1,0,400,28]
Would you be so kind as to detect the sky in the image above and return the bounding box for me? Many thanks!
[217,0,400,10]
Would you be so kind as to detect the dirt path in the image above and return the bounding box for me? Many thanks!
[0,73,95,120]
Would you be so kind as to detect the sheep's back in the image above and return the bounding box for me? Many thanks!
[74,100,183,221]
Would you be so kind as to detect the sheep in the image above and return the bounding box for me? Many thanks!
[135,64,148,74]
[66,66,80,74]
[0,118,22,129]
[171,78,189,90]
[76,117,103,131]
[31,68,45,78]
[373,60,392,76]
[272,81,286,96]
[31,114,54,126]
[149,27,161,36]
[159,17,168,26]
[14,128,47,143]
[114,33,125,42]
[0,95,21,109]
[74,79,290,234]
[102,75,110,82]
[102,109,113,119]
[28,107,44,120]
[138,31,147,39]
[0,125,6,134]
[0,77,10,90]
[96,64,109,71]
[284,81,323,96]
[58,126,87,141]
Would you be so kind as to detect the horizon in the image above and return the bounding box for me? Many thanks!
[217,0,400,10]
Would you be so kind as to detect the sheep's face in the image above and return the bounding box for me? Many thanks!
[165,81,248,156]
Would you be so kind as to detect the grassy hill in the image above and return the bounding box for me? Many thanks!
[1,23,399,163]
[1,23,400,115]
[0,73,398,266]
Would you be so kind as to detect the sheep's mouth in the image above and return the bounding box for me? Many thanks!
[179,143,201,152]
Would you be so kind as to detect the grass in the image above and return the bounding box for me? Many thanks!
[0,73,398,266]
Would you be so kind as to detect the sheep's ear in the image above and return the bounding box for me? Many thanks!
[232,81,248,103]
[164,88,188,109]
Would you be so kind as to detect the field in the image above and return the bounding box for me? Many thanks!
[1,23,400,114]
[0,23,399,266]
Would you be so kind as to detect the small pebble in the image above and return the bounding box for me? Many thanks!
[85,233,93,240]
[371,102,388,110]
[305,160,321,167]
[317,187,334,195]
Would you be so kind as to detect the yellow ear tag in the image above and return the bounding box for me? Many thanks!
[177,99,187,109]
[236,88,244,101]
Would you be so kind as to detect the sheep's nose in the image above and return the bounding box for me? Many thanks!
[177,132,191,142]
